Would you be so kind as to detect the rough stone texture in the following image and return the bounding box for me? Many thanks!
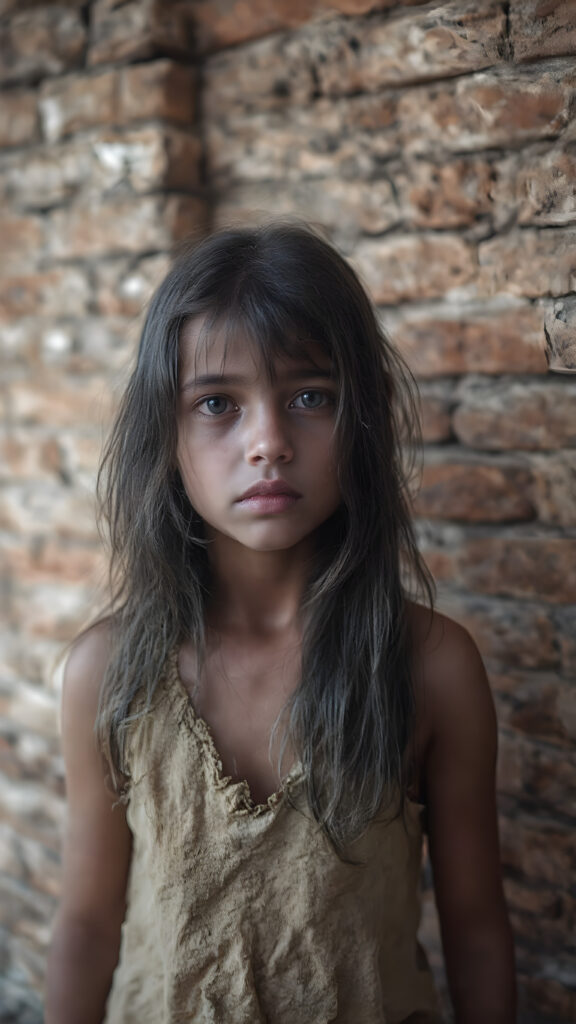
[0,6,86,85]
[511,0,576,62]
[1,1,576,1021]
[453,380,576,450]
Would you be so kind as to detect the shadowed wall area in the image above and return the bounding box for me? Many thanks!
[1,2,575,1021]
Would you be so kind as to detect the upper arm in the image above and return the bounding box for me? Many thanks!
[419,614,505,931]
[58,624,132,934]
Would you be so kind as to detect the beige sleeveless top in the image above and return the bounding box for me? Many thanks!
[104,651,442,1024]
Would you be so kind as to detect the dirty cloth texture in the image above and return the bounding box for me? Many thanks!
[104,650,442,1023]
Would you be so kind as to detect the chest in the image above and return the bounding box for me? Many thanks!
[178,639,299,806]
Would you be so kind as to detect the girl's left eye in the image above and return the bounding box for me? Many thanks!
[292,390,332,410]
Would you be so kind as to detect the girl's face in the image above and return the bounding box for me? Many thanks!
[176,318,342,557]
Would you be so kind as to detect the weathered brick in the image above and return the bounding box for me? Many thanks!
[0,433,64,482]
[397,156,498,231]
[544,295,576,374]
[205,96,401,185]
[388,303,547,377]
[499,813,576,889]
[47,194,206,260]
[493,671,576,749]
[521,969,576,1023]
[3,536,105,586]
[414,458,534,522]
[397,66,573,155]
[192,0,429,52]
[511,0,576,63]
[119,61,196,125]
[203,33,315,118]
[39,70,118,143]
[505,878,576,957]
[9,374,114,429]
[529,452,576,527]
[0,825,61,900]
[477,228,576,299]
[514,149,576,227]
[0,142,92,209]
[315,1,506,96]
[436,594,559,670]
[213,178,400,248]
[0,213,44,276]
[0,7,85,86]
[0,89,38,147]
[458,536,576,604]
[0,481,97,540]
[88,0,192,66]
[90,127,202,194]
[94,253,170,316]
[453,380,576,451]
[498,730,576,818]
[351,235,477,305]
[0,774,64,844]
[0,268,91,321]
[418,385,455,443]
[11,580,101,640]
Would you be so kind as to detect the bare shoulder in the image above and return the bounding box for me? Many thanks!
[407,601,496,750]
[62,619,114,722]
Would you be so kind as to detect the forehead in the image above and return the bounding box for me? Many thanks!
[179,315,332,381]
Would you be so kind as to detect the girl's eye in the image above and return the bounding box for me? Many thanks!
[293,390,332,410]
[199,396,234,416]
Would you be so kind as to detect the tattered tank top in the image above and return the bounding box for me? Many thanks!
[104,650,442,1024]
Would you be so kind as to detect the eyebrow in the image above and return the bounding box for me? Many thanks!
[180,367,335,392]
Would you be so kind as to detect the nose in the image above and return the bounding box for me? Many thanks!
[245,402,294,466]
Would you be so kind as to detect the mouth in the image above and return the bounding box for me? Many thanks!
[237,479,302,502]
[235,480,302,513]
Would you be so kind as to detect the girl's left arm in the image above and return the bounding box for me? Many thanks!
[421,614,516,1024]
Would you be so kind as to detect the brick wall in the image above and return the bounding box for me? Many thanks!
[1,2,574,1021]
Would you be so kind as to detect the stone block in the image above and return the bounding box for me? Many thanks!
[47,194,207,260]
[397,156,498,231]
[458,536,576,604]
[492,671,576,749]
[0,432,64,482]
[202,33,315,118]
[0,481,98,540]
[529,452,576,527]
[499,813,576,890]
[119,60,196,125]
[0,268,91,321]
[477,228,576,299]
[436,593,559,670]
[314,1,506,96]
[192,0,427,53]
[0,7,85,86]
[88,0,192,65]
[205,95,401,185]
[94,253,170,316]
[418,386,454,443]
[512,148,576,227]
[39,70,118,143]
[3,536,106,586]
[0,142,92,209]
[213,178,400,249]
[453,380,576,450]
[387,303,547,377]
[414,458,534,522]
[9,374,114,430]
[0,213,44,276]
[351,234,477,305]
[497,730,576,818]
[397,66,572,155]
[0,89,38,147]
[90,127,202,194]
[511,0,576,62]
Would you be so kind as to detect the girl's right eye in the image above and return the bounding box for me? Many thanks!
[197,396,235,416]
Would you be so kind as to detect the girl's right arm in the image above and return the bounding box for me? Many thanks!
[45,624,133,1024]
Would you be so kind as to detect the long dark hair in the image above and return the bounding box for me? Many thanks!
[96,221,433,853]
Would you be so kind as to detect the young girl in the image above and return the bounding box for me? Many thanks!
[46,223,516,1024]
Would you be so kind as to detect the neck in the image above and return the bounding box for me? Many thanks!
[205,535,314,636]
